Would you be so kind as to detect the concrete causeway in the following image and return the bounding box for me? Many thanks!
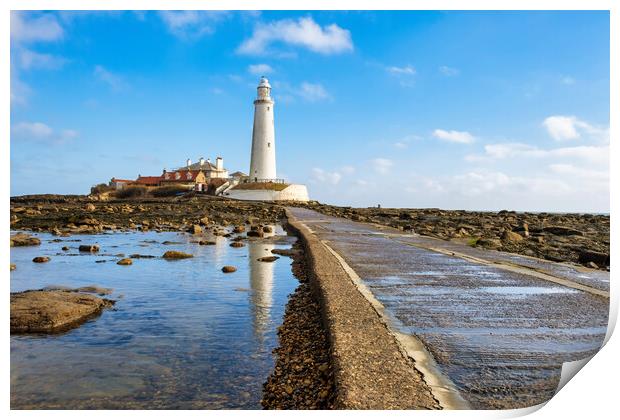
[287,207,609,410]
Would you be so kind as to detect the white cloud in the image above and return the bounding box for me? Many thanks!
[298,82,330,102]
[19,49,66,70]
[386,65,415,75]
[385,65,416,87]
[542,115,609,143]
[432,129,475,144]
[12,121,53,138]
[248,63,273,75]
[11,12,63,43]
[94,65,127,91]
[12,121,78,144]
[237,17,353,55]
[466,142,609,166]
[158,11,229,39]
[543,115,582,141]
[311,168,342,185]
[439,65,460,76]
[372,158,393,175]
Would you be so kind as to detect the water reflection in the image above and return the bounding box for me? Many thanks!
[248,241,275,346]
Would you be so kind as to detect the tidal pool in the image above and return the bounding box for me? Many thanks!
[10,227,298,409]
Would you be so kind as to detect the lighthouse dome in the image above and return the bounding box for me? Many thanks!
[258,76,271,88]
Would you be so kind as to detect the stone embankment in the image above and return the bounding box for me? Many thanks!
[298,203,610,271]
[284,209,441,410]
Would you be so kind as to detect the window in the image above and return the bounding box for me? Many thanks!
[268,142,271,147]
[267,106,270,111]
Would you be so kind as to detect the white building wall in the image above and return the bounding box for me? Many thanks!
[224,184,309,202]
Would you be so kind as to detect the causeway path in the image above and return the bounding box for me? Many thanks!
[287,207,609,409]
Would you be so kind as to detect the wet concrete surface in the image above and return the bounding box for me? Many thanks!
[288,208,609,409]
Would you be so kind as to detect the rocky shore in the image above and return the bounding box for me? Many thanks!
[299,203,610,271]
[10,194,284,235]
[261,241,336,409]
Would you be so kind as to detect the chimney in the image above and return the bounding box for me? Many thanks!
[216,157,224,170]
[199,157,205,166]
[186,158,192,167]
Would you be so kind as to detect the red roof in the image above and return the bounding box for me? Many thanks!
[111,178,134,183]
[134,176,162,185]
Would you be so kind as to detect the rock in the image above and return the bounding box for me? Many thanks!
[10,290,114,333]
[62,246,70,251]
[10,233,41,247]
[543,226,584,236]
[247,230,264,238]
[271,248,299,257]
[198,240,216,246]
[501,230,524,243]
[117,258,133,265]
[10,264,16,271]
[233,225,245,233]
[257,256,279,262]
[32,256,50,263]
[578,250,609,267]
[222,265,237,273]
[230,242,245,248]
[190,224,202,235]
[129,254,157,259]
[85,203,96,212]
[79,244,100,252]
[477,238,502,250]
[263,226,273,233]
[588,262,599,269]
[199,216,210,225]
[162,250,193,259]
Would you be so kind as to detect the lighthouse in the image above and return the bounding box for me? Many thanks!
[249,76,277,181]
[224,76,309,202]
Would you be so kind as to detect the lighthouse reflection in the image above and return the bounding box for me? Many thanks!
[247,227,277,346]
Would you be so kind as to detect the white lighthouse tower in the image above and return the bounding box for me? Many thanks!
[224,77,309,202]
[249,76,277,181]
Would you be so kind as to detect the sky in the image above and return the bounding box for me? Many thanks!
[10,10,610,212]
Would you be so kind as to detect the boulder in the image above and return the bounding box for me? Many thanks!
[117,258,133,266]
[10,233,41,247]
[162,250,193,259]
[10,264,16,271]
[578,250,609,267]
[79,244,100,252]
[501,230,524,243]
[230,242,245,248]
[85,203,96,212]
[190,224,202,235]
[543,226,584,236]
[222,265,237,273]
[11,290,114,333]
[32,256,50,263]
[477,237,502,250]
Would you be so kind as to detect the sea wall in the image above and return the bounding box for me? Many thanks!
[284,209,440,409]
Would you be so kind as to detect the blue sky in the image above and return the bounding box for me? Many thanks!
[10,10,610,211]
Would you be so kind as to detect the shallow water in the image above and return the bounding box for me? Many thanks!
[10,227,298,409]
